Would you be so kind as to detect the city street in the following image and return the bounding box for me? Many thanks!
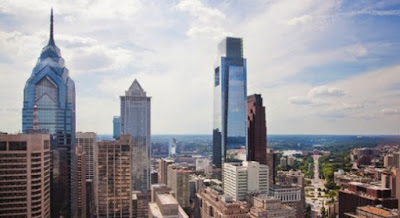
[305,155,327,217]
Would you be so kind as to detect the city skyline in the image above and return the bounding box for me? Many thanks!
[1,1,400,135]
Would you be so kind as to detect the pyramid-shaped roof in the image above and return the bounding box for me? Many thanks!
[125,79,146,96]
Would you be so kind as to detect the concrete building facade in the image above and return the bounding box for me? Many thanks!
[197,188,249,218]
[0,133,51,217]
[95,135,132,218]
[167,165,191,209]
[223,161,269,201]
[148,184,188,218]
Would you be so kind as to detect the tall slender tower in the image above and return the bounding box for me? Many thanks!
[213,37,247,168]
[247,94,267,165]
[22,9,76,217]
[120,79,151,191]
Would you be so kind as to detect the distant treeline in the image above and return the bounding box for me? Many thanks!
[268,135,400,152]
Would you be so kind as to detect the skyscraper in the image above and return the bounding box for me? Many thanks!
[120,79,151,191]
[75,145,87,218]
[21,10,76,217]
[247,94,267,165]
[95,135,133,217]
[113,116,121,139]
[213,37,247,168]
[76,132,96,181]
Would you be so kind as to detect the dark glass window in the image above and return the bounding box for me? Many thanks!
[9,141,27,151]
[0,142,6,150]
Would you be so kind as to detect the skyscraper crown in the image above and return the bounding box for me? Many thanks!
[125,79,146,96]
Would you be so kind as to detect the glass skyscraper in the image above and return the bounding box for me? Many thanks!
[213,37,247,169]
[120,79,151,191]
[22,10,76,217]
[113,116,121,139]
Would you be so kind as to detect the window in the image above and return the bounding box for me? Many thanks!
[0,142,6,150]
[9,141,27,151]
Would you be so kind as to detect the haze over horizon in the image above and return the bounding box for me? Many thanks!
[1,0,400,135]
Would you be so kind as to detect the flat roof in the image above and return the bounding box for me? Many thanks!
[359,206,397,217]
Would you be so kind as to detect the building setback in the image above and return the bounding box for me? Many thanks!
[95,135,132,217]
[247,94,267,165]
[120,79,151,191]
[22,10,76,217]
[0,133,51,217]
[213,37,248,168]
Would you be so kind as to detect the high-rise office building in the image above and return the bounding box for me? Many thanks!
[0,133,51,217]
[223,161,269,201]
[120,79,151,191]
[159,158,175,185]
[76,132,96,181]
[167,164,191,209]
[95,135,132,217]
[266,149,276,185]
[21,10,76,217]
[113,116,121,139]
[213,37,247,168]
[75,146,87,218]
[247,94,267,165]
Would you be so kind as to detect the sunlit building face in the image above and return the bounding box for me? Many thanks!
[213,37,248,168]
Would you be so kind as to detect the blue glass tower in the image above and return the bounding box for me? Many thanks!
[213,37,247,168]
[22,10,76,218]
[113,116,121,139]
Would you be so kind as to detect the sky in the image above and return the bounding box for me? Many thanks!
[0,0,400,135]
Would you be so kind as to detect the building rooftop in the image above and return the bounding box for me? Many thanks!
[158,194,178,205]
[358,206,398,217]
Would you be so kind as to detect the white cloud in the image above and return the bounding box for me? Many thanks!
[176,0,225,23]
[308,86,346,98]
[287,14,313,26]
[0,0,399,135]
[382,108,400,116]
[288,96,312,105]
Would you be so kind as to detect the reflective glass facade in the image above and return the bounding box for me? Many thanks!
[113,116,121,139]
[21,10,76,218]
[213,37,247,168]
[120,79,151,191]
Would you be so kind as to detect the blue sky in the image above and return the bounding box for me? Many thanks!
[0,0,399,135]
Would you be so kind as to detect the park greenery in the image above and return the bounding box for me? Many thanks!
[319,151,352,190]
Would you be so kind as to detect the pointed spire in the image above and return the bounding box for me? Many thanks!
[48,8,55,46]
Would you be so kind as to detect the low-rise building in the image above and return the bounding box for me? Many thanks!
[148,184,188,218]
[344,205,398,218]
[270,184,304,218]
[132,191,151,218]
[339,182,398,217]
[197,188,249,218]
[249,194,295,218]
